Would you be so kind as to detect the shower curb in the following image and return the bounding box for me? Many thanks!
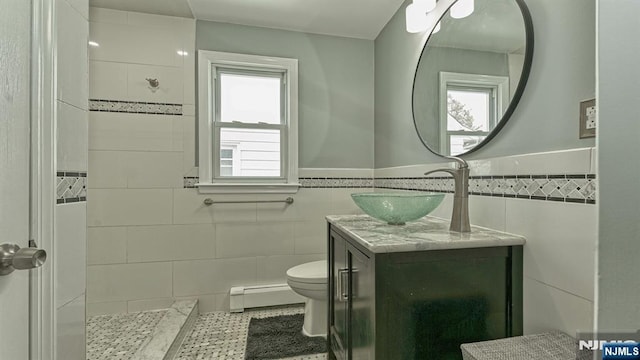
[131,299,199,360]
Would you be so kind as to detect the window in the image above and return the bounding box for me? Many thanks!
[439,72,509,156]
[197,51,299,193]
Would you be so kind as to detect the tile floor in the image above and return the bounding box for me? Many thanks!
[174,306,327,360]
[87,306,327,360]
[87,310,167,360]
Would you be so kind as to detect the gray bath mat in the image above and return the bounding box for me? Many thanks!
[245,314,326,359]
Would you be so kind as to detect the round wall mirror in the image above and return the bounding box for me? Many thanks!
[412,0,534,157]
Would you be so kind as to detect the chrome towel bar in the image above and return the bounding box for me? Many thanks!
[203,197,294,206]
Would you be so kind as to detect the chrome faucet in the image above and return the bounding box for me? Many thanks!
[423,157,471,233]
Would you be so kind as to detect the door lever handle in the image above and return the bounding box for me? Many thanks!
[0,243,47,276]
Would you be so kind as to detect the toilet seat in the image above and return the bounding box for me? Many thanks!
[286,260,327,284]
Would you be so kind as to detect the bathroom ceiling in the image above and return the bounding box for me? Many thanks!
[89,0,406,40]
[89,0,195,18]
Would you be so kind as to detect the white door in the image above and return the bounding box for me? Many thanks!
[0,0,35,358]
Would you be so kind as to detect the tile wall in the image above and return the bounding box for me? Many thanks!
[87,8,597,339]
[55,0,89,358]
[376,148,598,338]
[86,8,368,315]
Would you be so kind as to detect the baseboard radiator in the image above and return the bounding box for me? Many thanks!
[229,283,305,313]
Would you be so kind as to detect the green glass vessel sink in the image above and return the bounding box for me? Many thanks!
[351,192,445,225]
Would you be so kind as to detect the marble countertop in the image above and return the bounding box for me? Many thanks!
[326,215,526,253]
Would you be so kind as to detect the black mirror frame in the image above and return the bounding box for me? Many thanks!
[411,0,535,157]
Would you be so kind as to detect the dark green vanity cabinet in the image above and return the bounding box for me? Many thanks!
[327,225,523,360]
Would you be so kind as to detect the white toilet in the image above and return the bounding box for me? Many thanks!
[286,260,328,337]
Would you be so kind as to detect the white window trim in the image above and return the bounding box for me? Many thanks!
[197,50,299,194]
[439,71,509,155]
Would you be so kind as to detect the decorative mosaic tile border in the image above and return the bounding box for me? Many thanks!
[56,171,87,204]
[299,177,374,188]
[376,174,597,204]
[182,177,375,188]
[183,176,199,188]
[183,175,596,204]
[89,99,183,115]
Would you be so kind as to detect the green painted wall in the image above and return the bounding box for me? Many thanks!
[374,0,596,167]
[196,21,375,169]
[597,0,640,330]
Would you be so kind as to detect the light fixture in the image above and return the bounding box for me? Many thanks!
[406,2,429,33]
[177,50,189,56]
[450,0,474,19]
[88,41,99,47]
[414,0,437,12]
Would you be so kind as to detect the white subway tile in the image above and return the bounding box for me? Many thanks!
[172,258,257,296]
[57,0,88,110]
[174,294,222,314]
[87,189,173,226]
[87,226,127,265]
[87,262,173,302]
[211,203,259,223]
[374,163,453,178]
[180,116,196,173]
[127,298,175,313]
[523,277,593,337]
[293,220,328,255]
[55,203,87,307]
[89,61,127,100]
[172,189,214,224]
[89,112,179,152]
[127,64,183,104]
[124,151,183,188]
[88,151,127,189]
[487,148,592,176]
[66,0,89,20]
[216,223,295,258]
[182,105,195,117]
[89,21,183,67]
[429,193,454,220]
[212,293,230,313]
[126,224,215,262]
[172,189,257,225]
[57,102,88,172]
[126,12,186,28]
[466,158,498,177]
[506,199,597,300]
[469,196,506,231]
[257,189,332,223]
[256,254,326,284]
[299,168,374,178]
[56,294,86,360]
[89,7,127,24]
[86,301,127,316]
[375,149,594,177]
[331,188,369,215]
[172,117,185,152]
[590,147,597,174]
[183,53,195,105]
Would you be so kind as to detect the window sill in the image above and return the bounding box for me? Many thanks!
[195,182,301,194]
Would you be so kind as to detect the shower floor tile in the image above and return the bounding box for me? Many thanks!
[86,310,168,360]
[174,306,327,360]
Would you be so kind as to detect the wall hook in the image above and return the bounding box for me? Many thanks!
[146,78,159,92]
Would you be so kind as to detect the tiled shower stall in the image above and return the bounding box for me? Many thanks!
[86,8,370,316]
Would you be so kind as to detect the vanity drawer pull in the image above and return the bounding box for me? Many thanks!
[337,268,349,301]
